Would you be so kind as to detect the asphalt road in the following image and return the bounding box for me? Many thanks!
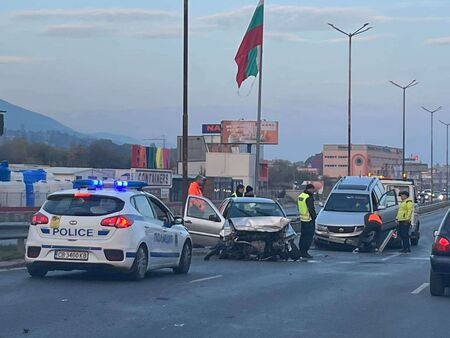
[1,209,449,338]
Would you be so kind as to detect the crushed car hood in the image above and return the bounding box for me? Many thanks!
[229,217,291,232]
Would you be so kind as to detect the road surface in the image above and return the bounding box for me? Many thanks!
[0,208,448,338]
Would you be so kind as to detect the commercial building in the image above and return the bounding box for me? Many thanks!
[323,144,402,178]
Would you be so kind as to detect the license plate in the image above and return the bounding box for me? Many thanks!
[54,250,89,261]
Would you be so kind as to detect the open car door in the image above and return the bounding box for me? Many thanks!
[184,195,225,247]
[377,190,399,231]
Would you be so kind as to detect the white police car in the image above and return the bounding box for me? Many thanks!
[25,180,192,280]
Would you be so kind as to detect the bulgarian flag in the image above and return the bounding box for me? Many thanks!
[235,0,264,88]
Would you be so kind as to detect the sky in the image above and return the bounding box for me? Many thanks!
[1,0,450,164]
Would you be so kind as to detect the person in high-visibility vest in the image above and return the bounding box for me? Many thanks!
[297,184,317,259]
[353,212,383,253]
[231,184,245,198]
[397,190,414,253]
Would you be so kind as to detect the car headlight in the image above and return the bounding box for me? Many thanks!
[316,224,328,231]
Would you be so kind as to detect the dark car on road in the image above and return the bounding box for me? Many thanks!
[430,209,450,296]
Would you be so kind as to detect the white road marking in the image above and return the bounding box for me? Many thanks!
[0,267,26,273]
[381,253,402,262]
[189,274,223,284]
[411,283,429,294]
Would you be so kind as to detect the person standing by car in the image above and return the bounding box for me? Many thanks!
[297,184,317,259]
[397,190,414,253]
[231,184,245,197]
[244,185,255,197]
[188,175,206,196]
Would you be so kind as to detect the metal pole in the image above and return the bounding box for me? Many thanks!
[254,38,264,195]
[347,36,352,176]
[447,125,449,195]
[182,0,189,203]
[431,112,434,199]
[402,88,406,177]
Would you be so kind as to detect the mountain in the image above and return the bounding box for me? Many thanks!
[0,99,141,145]
[0,99,79,135]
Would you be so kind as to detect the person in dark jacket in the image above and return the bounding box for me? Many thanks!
[297,184,317,259]
[231,184,245,198]
[353,212,383,253]
[244,185,255,197]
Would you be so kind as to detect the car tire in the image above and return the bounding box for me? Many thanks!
[430,270,446,296]
[173,241,192,274]
[129,245,148,281]
[410,237,419,246]
[289,240,301,261]
[27,265,47,278]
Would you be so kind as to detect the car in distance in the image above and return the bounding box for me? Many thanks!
[25,180,192,280]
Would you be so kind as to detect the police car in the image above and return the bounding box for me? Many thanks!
[25,180,192,280]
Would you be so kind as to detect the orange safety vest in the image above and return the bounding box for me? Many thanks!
[188,182,203,197]
[368,213,382,224]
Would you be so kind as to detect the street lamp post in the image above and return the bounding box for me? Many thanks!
[422,106,443,200]
[389,80,419,178]
[328,23,373,176]
[439,120,450,196]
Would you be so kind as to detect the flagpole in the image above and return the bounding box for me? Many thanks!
[254,40,263,195]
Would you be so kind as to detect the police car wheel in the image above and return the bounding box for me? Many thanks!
[173,241,192,274]
[129,245,148,281]
[27,265,48,278]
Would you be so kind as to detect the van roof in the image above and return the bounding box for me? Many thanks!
[335,176,377,192]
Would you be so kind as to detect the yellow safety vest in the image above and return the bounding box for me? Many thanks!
[231,192,238,198]
[397,198,414,222]
[298,192,312,222]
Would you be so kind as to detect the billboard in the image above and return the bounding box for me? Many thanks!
[202,124,222,134]
[130,168,173,188]
[221,120,278,144]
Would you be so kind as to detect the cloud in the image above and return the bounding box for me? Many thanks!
[132,28,182,39]
[0,56,39,64]
[14,8,177,21]
[266,32,306,43]
[198,6,376,32]
[43,24,113,38]
[324,34,394,44]
[373,15,450,23]
[424,36,450,45]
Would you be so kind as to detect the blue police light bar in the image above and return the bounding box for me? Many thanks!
[114,180,148,191]
[73,179,103,189]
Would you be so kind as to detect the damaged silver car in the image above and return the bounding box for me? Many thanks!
[184,196,300,261]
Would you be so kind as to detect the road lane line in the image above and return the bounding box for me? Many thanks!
[189,274,223,284]
[411,283,429,294]
[381,253,402,261]
[0,267,26,273]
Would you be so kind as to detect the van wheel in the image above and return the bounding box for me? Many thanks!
[173,241,192,274]
[27,265,47,278]
[430,270,446,296]
[129,245,148,281]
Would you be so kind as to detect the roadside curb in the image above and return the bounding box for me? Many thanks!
[0,259,25,270]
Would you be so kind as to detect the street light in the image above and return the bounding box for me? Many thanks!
[328,23,373,176]
[182,0,189,203]
[422,106,443,199]
[439,120,450,196]
[0,110,5,136]
[389,80,419,178]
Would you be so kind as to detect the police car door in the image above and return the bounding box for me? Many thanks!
[147,196,180,266]
[131,195,165,267]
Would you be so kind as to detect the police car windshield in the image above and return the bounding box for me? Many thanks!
[324,193,370,213]
[43,194,125,216]
[228,202,285,218]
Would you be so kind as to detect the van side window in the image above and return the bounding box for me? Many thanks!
[373,185,383,201]
[371,192,379,211]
